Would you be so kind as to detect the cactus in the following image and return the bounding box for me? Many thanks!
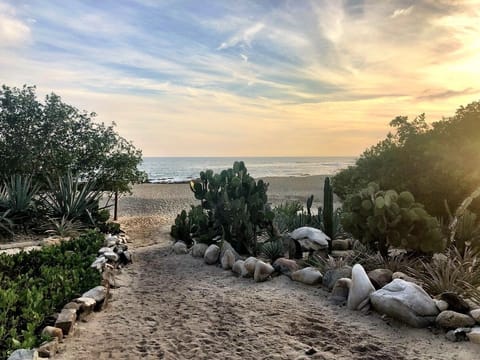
[179,161,274,255]
[341,182,446,256]
[323,177,334,252]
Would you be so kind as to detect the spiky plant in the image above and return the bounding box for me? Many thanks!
[44,216,85,237]
[43,172,104,222]
[407,245,480,304]
[0,175,40,225]
[260,239,284,263]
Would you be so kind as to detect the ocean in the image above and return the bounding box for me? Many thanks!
[140,157,356,183]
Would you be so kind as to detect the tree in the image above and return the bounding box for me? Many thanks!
[333,100,480,219]
[0,85,145,215]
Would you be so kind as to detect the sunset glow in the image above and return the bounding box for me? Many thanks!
[1,0,479,156]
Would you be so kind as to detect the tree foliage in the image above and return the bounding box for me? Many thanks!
[333,101,480,218]
[0,85,144,193]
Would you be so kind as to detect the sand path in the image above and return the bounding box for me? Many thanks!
[55,237,477,359]
[54,181,478,359]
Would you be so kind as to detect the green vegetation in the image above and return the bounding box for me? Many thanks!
[272,199,322,234]
[0,230,103,358]
[260,239,284,263]
[341,183,444,256]
[0,84,145,201]
[333,101,480,219]
[172,161,274,255]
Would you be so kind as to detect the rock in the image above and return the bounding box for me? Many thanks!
[90,256,107,270]
[204,244,220,265]
[290,227,330,252]
[221,249,236,270]
[103,251,119,262]
[370,279,439,328]
[63,302,81,313]
[244,257,258,276]
[272,258,299,277]
[74,297,96,318]
[98,247,113,254]
[220,241,242,261]
[191,243,209,258]
[38,338,59,357]
[439,292,470,314]
[392,271,417,284]
[445,328,471,342]
[332,239,350,251]
[367,269,393,289]
[434,299,449,312]
[254,260,274,282]
[467,326,480,344]
[41,326,63,341]
[436,310,475,329]
[347,264,375,311]
[82,286,107,310]
[173,241,188,255]
[470,309,480,323]
[322,266,352,290]
[7,349,38,360]
[329,278,351,305]
[232,260,249,277]
[54,308,77,335]
[105,234,118,247]
[291,267,323,285]
[119,250,132,264]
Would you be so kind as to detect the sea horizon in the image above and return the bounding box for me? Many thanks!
[140,156,356,184]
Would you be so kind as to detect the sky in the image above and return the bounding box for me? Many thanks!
[0,0,479,157]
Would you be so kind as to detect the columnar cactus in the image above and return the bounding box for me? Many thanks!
[323,177,334,252]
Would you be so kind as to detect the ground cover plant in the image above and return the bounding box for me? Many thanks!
[0,230,103,358]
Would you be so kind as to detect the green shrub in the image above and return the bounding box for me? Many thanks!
[333,102,480,219]
[0,230,102,358]
[273,199,322,233]
[341,183,445,256]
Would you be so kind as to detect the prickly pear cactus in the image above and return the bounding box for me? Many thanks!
[341,182,445,256]
[184,161,274,255]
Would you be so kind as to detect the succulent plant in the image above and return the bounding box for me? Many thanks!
[341,182,446,256]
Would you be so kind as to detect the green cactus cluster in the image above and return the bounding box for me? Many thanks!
[172,161,274,255]
[341,182,446,256]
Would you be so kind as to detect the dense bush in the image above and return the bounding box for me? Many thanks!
[333,101,480,219]
[171,161,274,255]
[341,183,445,256]
[0,230,103,358]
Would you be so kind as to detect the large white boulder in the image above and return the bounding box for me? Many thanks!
[221,249,236,270]
[291,267,323,285]
[232,260,249,277]
[347,264,375,311]
[254,260,274,282]
[370,279,439,328]
[204,245,220,265]
[244,257,258,276]
[289,227,330,252]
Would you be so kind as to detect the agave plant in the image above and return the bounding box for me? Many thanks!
[407,245,480,304]
[43,172,104,222]
[0,175,40,223]
[260,239,284,263]
[44,216,85,237]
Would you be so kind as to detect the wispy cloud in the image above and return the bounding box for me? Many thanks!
[0,0,479,156]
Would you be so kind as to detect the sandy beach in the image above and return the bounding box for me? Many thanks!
[55,176,479,359]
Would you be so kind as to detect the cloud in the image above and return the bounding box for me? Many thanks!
[0,4,30,46]
[217,22,265,50]
[416,87,479,101]
[391,6,414,18]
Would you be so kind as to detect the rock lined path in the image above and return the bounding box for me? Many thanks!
[55,243,478,360]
